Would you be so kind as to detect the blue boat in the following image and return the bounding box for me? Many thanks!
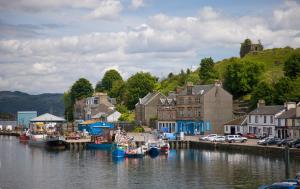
[112,146,125,157]
[148,143,160,157]
[258,173,300,189]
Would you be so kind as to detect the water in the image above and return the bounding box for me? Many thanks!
[1,136,300,189]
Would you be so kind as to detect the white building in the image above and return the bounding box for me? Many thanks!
[247,100,285,138]
[224,116,247,135]
[91,110,121,123]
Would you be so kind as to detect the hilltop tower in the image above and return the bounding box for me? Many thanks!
[240,39,263,58]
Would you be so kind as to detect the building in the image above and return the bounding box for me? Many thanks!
[73,93,115,121]
[157,81,233,135]
[0,121,17,131]
[91,110,121,122]
[17,111,37,128]
[224,116,247,135]
[240,39,263,58]
[276,102,300,139]
[135,92,166,126]
[157,94,177,133]
[247,100,285,138]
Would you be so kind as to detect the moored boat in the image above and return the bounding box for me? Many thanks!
[125,147,144,158]
[87,135,113,150]
[46,135,66,150]
[28,134,47,147]
[148,143,160,157]
[19,131,30,142]
[112,145,126,157]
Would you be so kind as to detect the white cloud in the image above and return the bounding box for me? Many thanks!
[0,3,300,93]
[86,0,123,20]
[130,0,144,9]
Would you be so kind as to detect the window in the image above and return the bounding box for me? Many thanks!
[188,97,192,104]
[270,116,273,124]
[264,116,267,124]
[255,116,258,123]
[196,97,200,103]
[278,119,281,126]
[225,126,228,132]
[249,116,252,123]
[237,126,240,132]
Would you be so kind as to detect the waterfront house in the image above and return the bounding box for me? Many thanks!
[275,102,300,139]
[247,100,285,138]
[157,81,233,135]
[17,111,37,128]
[135,92,166,126]
[224,116,247,135]
[73,93,116,121]
[157,94,177,133]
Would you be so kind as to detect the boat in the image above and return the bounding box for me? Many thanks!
[19,130,30,142]
[112,144,126,157]
[28,133,47,147]
[159,142,170,154]
[125,146,144,158]
[87,135,113,150]
[46,135,66,150]
[258,173,300,189]
[148,142,160,157]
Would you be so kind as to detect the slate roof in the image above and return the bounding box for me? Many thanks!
[30,113,65,122]
[224,116,247,126]
[277,108,300,119]
[249,105,284,115]
[137,92,166,105]
[178,84,214,96]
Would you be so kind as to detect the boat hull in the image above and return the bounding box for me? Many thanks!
[125,153,144,158]
[46,139,66,150]
[87,143,113,150]
[112,148,125,157]
[148,147,160,157]
[28,140,46,147]
[19,134,30,142]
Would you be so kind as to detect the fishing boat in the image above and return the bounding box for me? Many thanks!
[87,134,113,150]
[112,144,126,157]
[148,142,160,157]
[125,146,144,158]
[46,135,66,150]
[28,133,47,147]
[159,142,170,154]
[19,130,30,142]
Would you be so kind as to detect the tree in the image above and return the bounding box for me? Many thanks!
[223,60,264,97]
[199,57,217,84]
[63,92,73,121]
[101,69,123,92]
[95,81,105,92]
[284,53,300,79]
[70,78,94,102]
[108,80,127,104]
[125,72,157,110]
[251,82,274,108]
[273,77,300,104]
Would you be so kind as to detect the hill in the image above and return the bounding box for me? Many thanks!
[0,91,64,117]
[159,47,300,95]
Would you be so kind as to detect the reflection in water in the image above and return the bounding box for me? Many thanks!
[0,135,300,189]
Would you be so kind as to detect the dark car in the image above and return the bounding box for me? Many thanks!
[277,139,294,147]
[288,139,300,148]
[260,137,281,146]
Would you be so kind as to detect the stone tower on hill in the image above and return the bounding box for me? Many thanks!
[240,39,263,58]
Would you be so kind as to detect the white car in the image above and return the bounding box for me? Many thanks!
[200,134,218,141]
[212,136,226,142]
[225,135,247,143]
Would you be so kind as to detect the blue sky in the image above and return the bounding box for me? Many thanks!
[0,0,299,94]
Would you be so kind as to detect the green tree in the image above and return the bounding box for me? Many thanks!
[70,78,94,102]
[199,57,217,84]
[101,69,123,92]
[63,92,73,121]
[223,60,264,97]
[95,81,105,92]
[284,53,300,79]
[125,72,157,109]
[251,82,274,108]
[273,77,300,104]
[109,80,127,104]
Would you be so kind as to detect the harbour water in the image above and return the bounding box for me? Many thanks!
[1,135,300,189]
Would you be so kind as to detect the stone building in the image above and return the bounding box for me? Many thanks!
[240,39,263,58]
[157,94,177,133]
[73,93,115,121]
[276,102,300,139]
[157,82,233,135]
[135,92,166,126]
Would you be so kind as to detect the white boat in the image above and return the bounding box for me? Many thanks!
[28,134,47,147]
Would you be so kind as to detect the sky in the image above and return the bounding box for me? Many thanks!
[0,0,300,94]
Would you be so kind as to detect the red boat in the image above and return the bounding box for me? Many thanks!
[160,143,170,154]
[19,133,30,142]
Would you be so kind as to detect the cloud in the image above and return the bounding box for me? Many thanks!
[86,0,123,20]
[130,0,145,9]
[0,3,300,93]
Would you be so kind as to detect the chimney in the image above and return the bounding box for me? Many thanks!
[214,80,222,87]
[296,103,300,117]
[176,87,183,94]
[257,99,265,108]
[284,102,296,110]
[186,82,193,95]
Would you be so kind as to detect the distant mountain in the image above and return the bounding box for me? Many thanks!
[0,91,64,117]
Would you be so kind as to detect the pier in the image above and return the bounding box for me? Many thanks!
[65,139,91,150]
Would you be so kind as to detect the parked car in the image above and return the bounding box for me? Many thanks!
[200,134,218,141]
[295,143,300,149]
[225,135,247,143]
[257,137,271,145]
[259,137,281,146]
[242,133,257,139]
[212,136,226,142]
[277,139,294,147]
[288,138,300,148]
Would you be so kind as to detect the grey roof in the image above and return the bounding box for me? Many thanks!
[277,108,299,119]
[224,116,247,126]
[178,84,214,96]
[137,92,166,105]
[249,105,284,115]
[30,113,65,122]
